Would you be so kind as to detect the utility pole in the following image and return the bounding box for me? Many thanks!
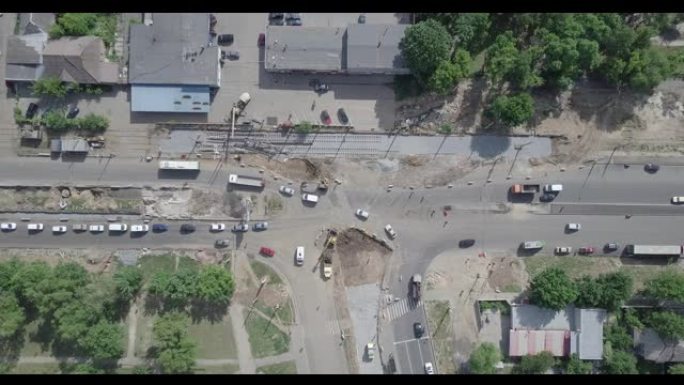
[244,277,268,325]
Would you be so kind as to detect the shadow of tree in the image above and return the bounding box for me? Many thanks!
[469,135,511,159]
[189,300,229,324]
[458,78,489,132]
[569,79,646,133]
[0,331,25,366]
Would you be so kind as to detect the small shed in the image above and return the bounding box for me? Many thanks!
[60,139,89,153]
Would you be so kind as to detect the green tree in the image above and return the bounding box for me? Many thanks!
[646,311,684,341]
[294,121,313,134]
[78,113,109,133]
[626,49,673,92]
[13,261,52,312]
[31,77,69,99]
[487,93,535,128]
[645,270,684,302]
[54,300,101,344]
[508,47,543,90]
[529,268,578,310]
[402,19,452,82]
[484,32,519,84]
[539,31,580,90]
[603,350,637,374]
[132,365,152,374]
[42,110,72,133]
[449,13,491,54]
[153,312,191,348]
[153,312,196,374]
[428,61,460,95]
[577,38,603,72]
[468,342,501,374]
[0,292,26,338]
[80,320,124,361]
[575,275,602,308]
[565,353,592,374]
[576,272,633,311]
[195,265,235,303]
[604,322,633,352]
[0,259,24,294]
[669,363,684,374]
[113,267,144,301]
[50,13,98,38]
[513,351,555,374]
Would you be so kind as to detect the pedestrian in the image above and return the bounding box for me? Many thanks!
[311,100,316,110]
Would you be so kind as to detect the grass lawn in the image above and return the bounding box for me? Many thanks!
[134,309,157,358]
[652,45,684,76]
[254,298,294,326]
[196,363,240,374]
[620,265,671,291]
[187,315,238,359]
[244,309,290,359]
[250,260,283,285]
[20,320,53,357]
[524,255,621,279]
[469,52,485,76]
[177,255,200,272]
[11,362,61,374]
[256,360,297,374]
[425,300,456,374]
[139,254,176,279]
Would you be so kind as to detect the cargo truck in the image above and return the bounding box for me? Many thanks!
[159,160,200,171]
[228,174,265,189]
[625,244,682,257]
[510,184,541,194]
[522,241,545,250]
[410,274,422,301]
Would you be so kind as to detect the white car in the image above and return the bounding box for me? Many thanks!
[1,222,17,231]
[279,186,295,196]
[131,224,149,233]
[210,223,226,232]
[27,223,44,231]
[384,224,397,239]
[52,225,67,233]
[295,246,305,265]
[424,362,434,374]
[355,209,369,219]
[566,223,581,231]
[89,225,104,233]
[555,246,572,255]
[672,196,684,204]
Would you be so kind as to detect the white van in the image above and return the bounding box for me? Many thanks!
[295,246,305,266]
[131,224,149,233]
[543,184,563,193]
[27,223,44,231]
[108,223,128,232]
[302,193,319,203]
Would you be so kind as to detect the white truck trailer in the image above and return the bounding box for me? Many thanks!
[159,160,200,171]
[228,174,265,188]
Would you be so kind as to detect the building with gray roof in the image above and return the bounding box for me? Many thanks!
[635,328,684,363]
[509,305,606,360]
[264,26,346,73]
[346,24,409,75]
[128,13,220,113]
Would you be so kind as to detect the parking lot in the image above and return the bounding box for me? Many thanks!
[210,13,409,131]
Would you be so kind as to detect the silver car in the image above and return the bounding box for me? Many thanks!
[253,222,268,231]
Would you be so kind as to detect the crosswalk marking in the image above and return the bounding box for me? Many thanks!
[384,297,422,322]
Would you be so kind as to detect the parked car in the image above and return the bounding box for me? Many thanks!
[152,224,168,232]
[131,224,149,233]
[66,105,79,119]
[302,193,319,203]
[555,246,572,255]
[260,246,275,257]
[295,246,305,265]
[384,224,397,239]
[232,223,249,232]
[1,222,17,231]
[25,103,39,119]
[321,110,332,125]
[222,50,239,60]
[269,13,285,25]
[355,209,369,219]
[89,224,104,233]
[253,222,268,231]
[279,186,295,196]
[313,80,329,93]
[358,14,367,24]
[604,243,619,252]
[337,108,349,125]
[217,34,234,46]
[258,33,265,47]
[366,342,375,361]
[424,362,434,374]
[285,13,302,26]
[72,224,87,232]
[52,225,67,233]
[459,239,476,248]
[27,223,44,232]
[644,163,660,173]
[413,322,424,338]
[210,223,226,232]
[672,196,684,204]
[539,193,556,202]
[578,246,595,255]
[566,223,581,231]
[215,239,230,248]
[180,224,196,233]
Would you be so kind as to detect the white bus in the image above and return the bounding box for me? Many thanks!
[158,160,200,171]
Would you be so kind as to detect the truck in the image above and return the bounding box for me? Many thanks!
[510,184,540,194]
[543,184,563,193]
[523,241,545,250]
[410,274,422,301]
[159,160,200,171]
[322,230,337,279]
[231,92,251,118]
[228,174,265,188]
[625,244,682,257]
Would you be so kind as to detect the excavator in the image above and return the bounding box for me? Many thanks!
[321,229,337,279]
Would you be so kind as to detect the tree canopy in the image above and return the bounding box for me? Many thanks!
[0,292,26,338]
[468,342,501,374]
[564,353,592,374]
[669,363,684,375]
[646,311,684,341]
[153,312,196,374]
[603,349,638,374]
[645,269,684,302]
[195,265,235,303]
[81,321,125,361]
[113,267,144,302]
[529,268,578,310]
[402,19,452,83]
[513,351,555,374]
[487,93,535,128]
[576,272,633,311]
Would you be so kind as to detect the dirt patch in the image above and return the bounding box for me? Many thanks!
[143,187,248,219]
[0,186,142,214]
[486,256,528,292]
[336,228,391,287]
[241,154,335,182]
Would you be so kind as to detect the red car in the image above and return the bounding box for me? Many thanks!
[321,110,332,125]
[578,247,594,255]
[258,33,265,47]
[260,246,275,257]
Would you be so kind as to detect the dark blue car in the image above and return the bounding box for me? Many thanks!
[152,224,168,232]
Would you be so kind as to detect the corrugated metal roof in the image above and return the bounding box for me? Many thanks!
[508,330,575,357]
[576,309,607,360]
[128,13,220,86]
[131,85,210,113]
[346,24,409,75]
[512,304,575,330]
[264,26,345,72]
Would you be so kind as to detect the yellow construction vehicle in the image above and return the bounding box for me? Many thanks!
[322,229,337,279]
